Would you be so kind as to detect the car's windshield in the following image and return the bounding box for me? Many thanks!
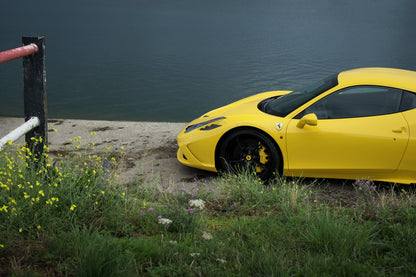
[263,74,339,117]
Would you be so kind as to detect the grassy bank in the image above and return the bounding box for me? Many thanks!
[0,138,415,276]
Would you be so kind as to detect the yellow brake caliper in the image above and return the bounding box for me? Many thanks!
[256,142,269,173]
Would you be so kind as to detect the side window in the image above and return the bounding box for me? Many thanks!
[297,86,402,119]
[400,91,416,112]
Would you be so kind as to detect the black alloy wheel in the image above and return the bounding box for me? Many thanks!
[218,129,280,180]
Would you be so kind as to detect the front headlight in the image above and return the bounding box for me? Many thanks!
[184,117,226,133]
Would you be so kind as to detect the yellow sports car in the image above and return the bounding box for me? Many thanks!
[177,68,416,184]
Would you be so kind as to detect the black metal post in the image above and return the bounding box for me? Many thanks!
[22,36,47,157]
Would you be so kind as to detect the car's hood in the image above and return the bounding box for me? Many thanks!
[201,90,291,118]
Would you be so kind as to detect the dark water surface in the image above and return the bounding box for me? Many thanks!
[1,0,416,122]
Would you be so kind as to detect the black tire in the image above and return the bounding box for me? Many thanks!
[218,129,280,180]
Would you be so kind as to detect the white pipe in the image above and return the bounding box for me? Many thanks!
[0,117,40,151]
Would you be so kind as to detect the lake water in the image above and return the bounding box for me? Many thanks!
[1,0,416,122]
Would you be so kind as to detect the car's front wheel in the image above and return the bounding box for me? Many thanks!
[218,129,281,180]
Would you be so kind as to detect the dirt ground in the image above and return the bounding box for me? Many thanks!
[0,117,217,191]
[0,117,377,203]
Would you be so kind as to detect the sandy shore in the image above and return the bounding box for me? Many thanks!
[0,117,217,191]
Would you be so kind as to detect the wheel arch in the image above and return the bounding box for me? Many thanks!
[214,126,284,173]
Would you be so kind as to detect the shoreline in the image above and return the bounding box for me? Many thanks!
[0,117,216,190]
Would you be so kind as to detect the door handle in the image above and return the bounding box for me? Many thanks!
[392,126,406,133]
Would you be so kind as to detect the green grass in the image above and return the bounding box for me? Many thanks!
[1,138,416,276]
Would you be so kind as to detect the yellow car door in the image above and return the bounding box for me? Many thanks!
[286,114,409,178]
[284,85,410,180]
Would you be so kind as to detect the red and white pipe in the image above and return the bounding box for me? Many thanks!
[0,43,38,64]
[0,117,40,151]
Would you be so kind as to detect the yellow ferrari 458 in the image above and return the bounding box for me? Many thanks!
[177,68,416,184]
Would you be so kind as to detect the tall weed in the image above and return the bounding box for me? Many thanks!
[215,171,311,216]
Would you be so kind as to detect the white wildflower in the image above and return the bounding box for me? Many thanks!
[202,231,213,240]
[168,240,178,245]
[189,199,205,210]
[190,253,200,257]
[216,258,227,264]
[158,217,173,225]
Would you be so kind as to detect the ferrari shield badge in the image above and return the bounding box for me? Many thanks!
[275,122,284,131]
